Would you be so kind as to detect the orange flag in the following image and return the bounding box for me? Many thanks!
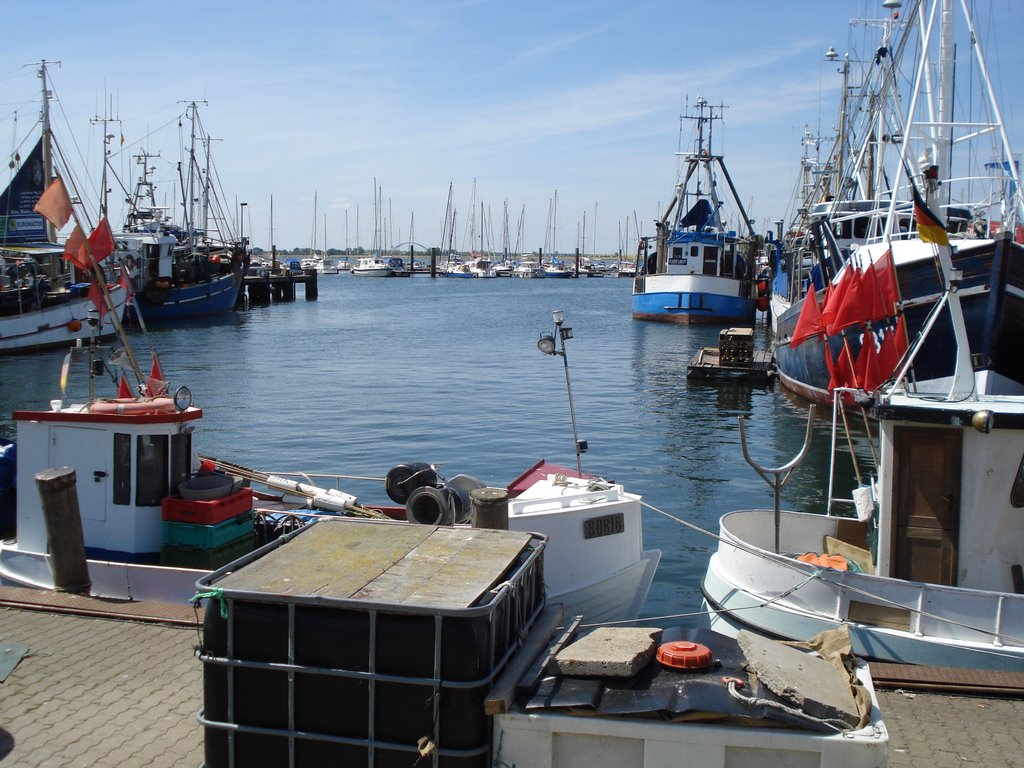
[87,281,109,320]
[873,249,900,317]
[34,176,74,229]
[63,225,89,271]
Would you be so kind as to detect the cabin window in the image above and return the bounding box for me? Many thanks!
[702,246,719,275]
[690,245,699,260]
[136,435,169,506]
[722,244,735,277]
[112,434,132,506]
[1013,453,1024,508]
[170,433,191,493]
[144,243,162,279]
[669,246,684,264]
[853,216,870,240]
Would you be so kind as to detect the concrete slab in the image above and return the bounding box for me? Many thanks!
[552,626,663,677]
[738,630,861,728]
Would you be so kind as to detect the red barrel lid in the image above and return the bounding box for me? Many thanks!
[656,640,713,670]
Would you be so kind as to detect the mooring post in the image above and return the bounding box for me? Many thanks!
[35,467,91,593]
[470,487,509,530]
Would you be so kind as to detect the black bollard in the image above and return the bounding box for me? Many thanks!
[470,487,509,530]
[35,467,91,593]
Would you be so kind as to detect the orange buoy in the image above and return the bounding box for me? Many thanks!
[756,295,770,312]
[67,319,82,332]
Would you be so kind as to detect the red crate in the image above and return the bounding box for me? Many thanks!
[162,488,253,525]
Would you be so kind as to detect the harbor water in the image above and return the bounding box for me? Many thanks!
[0,274,863,621]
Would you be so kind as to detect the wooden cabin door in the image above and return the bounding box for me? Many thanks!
[891,426,961,585]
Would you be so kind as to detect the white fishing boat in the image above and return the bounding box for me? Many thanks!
[703,215,1024,670]
[350,255,394,277]
[1,62,128,354]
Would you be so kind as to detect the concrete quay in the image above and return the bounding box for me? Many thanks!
[3,602,1024,768]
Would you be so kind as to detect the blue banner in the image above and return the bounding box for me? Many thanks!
[0,138,50,245]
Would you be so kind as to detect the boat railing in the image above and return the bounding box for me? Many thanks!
[719,508,1024,650]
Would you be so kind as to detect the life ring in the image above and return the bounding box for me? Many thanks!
[87,397,178,415]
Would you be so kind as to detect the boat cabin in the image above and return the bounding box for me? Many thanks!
[13,403,201,563]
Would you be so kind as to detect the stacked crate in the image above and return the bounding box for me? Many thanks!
[161,488,255,569]
[719,327,754,367]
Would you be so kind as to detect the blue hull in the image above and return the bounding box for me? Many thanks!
[130,273,241,322]
[632,290,755,324]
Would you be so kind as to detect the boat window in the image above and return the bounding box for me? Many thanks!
[669,246,684,264]
[170,433,191,493]
[112,434,131,506]
[136,435,169,506]
[1013,453,1024,508]
[853,216,870,240]
[702,246,718,275]
[690,245,699,261]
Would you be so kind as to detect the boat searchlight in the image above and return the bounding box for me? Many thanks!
[537,309,587,475]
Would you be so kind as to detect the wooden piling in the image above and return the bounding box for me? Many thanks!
[470,487,509,530]
[35,467,91,594]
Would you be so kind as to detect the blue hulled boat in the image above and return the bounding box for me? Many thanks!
[632,98,757,324]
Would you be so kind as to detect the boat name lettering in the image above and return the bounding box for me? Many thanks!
[583,513,624,540]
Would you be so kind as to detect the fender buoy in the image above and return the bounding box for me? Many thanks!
[756,295,770,312]
[87,397,178,415]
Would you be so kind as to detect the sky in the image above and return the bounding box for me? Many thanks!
[2,0,1022,255]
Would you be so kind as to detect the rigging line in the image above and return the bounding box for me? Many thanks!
[642,499,1024,649]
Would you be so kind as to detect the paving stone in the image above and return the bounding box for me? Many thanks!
[552,626,663,677]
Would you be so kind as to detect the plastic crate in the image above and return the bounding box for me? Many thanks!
[163,510,254,549]
[197,519,546,768]
[719,327,754,366]
[161,533,254,570]
[162,488,253,525]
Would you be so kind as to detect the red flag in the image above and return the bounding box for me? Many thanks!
[63,225,89,271]
[855,331,883,393]
[146,351,168,397]
[872,250,899,317]
[117,374,133,399]
[859,260,886,322]
[790,287,825,348]
[87,281,109,320]
[34,176,74,229]
[119,263,135,300]
[828,265,869,334]
[819,271,848,335]
[825,342,858,393]
[877,324,901,379]
[87,217,115,263]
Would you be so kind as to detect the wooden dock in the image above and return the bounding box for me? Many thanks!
[238,269,318,306]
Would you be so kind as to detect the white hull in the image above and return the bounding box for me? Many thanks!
[0,286,127,355]
[702,508,1024,671]
[0,544,204,603]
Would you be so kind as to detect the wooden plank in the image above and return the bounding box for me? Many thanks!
[869,661,1024,695]
[213,520,533,609]
[484,603,565,715]
[213,521,435,597]
[354,527,532,607]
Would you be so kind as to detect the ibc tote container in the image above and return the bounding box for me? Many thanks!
[196,518,546,767]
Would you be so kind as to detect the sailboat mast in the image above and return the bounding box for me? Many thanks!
[38,61,55,243]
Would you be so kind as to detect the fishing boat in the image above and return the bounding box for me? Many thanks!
[771,0,1024,404]
[118,106,246,323]
[632,97,757,324]
[350,255,394,277]
[703,216,1024,670]
[0,63,127,354]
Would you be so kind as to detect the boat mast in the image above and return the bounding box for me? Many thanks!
[38,61,57,244]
